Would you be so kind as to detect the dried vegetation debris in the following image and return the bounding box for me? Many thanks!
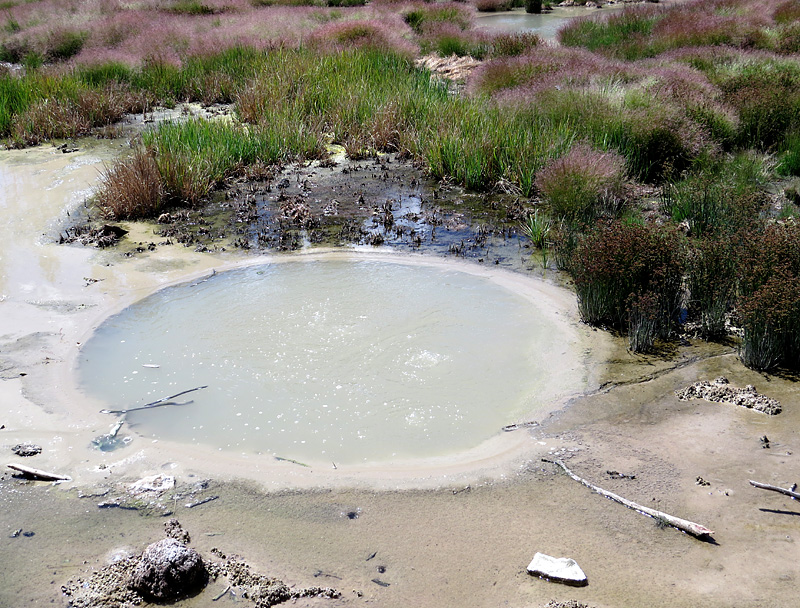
[63,521,340,608]
[542,601,595,608]
[12,442,42,456]
[675,376,781,415]
[60,223,129,248]
[62,555,144,608]
[209,555,340,607]
[416,54,482,82]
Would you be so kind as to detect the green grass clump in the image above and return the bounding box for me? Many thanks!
[403,4,472,35]
[777,130,800,176]
[660,153,769,236]
[3,13,20,33]
[487,32,540,58]
[520,208,553,249]
[559,8,660,60]
[0,70,130,145]
[0,73,30,135]
[687,235,738,339]
[165,0,219,15]
[47,29,88,61]
[143,117,324,205]
[98,148,164,219]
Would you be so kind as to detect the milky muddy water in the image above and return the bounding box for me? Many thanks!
[77,257,586,465]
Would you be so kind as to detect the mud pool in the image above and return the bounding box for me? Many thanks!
[5,123,799,608]
[77,256,586,465]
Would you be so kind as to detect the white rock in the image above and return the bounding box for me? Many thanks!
[129,474,175,496]
[527,552,587,586]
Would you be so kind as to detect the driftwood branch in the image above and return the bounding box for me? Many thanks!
[546,459,714,538]
[100,386,208,415]
[749,480,800,500]
[7,463,71,482]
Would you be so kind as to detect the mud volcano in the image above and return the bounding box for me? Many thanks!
[78,255,586,465]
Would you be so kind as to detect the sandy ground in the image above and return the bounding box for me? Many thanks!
[1,141,799,608]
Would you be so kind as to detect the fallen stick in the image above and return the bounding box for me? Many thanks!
[100,386,207,414]
[185,495,219,508]
[546,459,714,538]
[502,420,539,432]
[749,480,800,500]
[274,456,310,467]
[7,463,71,482]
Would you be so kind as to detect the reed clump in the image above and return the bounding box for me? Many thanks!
[686,235,738,339]
[736,223,800,370]
[571,221,685,352]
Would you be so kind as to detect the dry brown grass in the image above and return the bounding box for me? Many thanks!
[97,148,163,219]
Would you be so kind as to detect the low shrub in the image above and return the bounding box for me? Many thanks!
[46,29,88,61]
[627,291,660,352]
[738,222,800,299]
[486,32,540,58]
[740,272,800,370]
[570,221,685,349]
[535,143,626,225]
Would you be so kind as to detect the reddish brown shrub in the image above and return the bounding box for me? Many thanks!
[571,221,685,347]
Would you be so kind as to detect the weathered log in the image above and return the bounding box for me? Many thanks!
[546,459,714,538]
[749,480,800,500]
[7,463,71,482]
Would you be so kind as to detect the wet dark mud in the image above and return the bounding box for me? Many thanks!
[103,152,541,272]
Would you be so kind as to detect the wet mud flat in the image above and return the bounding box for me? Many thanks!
[2,143,800,608]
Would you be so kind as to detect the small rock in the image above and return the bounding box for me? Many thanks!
[129,538,207,602]
[527,553,587,587]
[12,443,42,457]
[129,474,175,496]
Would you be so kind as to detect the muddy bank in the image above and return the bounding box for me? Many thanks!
[1,140,799,608]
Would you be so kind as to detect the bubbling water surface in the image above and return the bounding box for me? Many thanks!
[78,258,576,464]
